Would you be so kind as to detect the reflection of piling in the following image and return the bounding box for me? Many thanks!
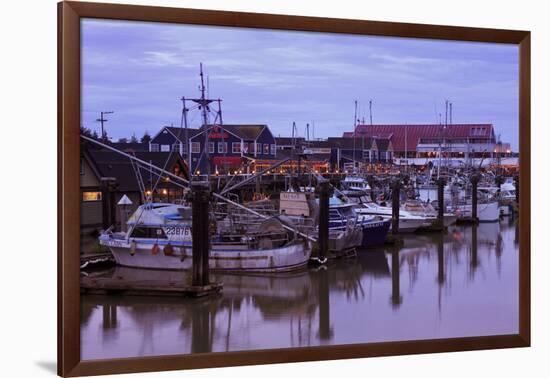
[191,182,211,286]
[437,236,445,285]
[391,179,401,235]
[317,268,333,341]
[470,226,479,274]
[316,179,332,260]
[390,248,403,308]
[102,304,117,329]
[437,177,445,229]
[470,174,480,222]
[191,305,212,354]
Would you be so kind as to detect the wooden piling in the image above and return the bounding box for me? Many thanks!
[190,181,211,287]
[391,178,401,235]
[316,179,333,260]
[470,173,480,222]
[437,177,445,229]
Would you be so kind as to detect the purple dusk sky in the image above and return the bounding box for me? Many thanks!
[81,19,519,149]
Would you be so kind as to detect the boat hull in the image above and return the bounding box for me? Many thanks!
[100,237,311,272]
[453,201,500,222]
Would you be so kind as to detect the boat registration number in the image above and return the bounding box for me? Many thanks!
[164,226,191,236]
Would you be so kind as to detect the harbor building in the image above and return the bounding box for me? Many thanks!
[150,124,277,175]
[343,123,517,167]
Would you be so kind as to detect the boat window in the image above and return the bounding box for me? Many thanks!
[130,227,167,239]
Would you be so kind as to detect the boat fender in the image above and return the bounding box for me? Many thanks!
[164,243,174,256]
[130,241,137,256]
[152,243,160,255]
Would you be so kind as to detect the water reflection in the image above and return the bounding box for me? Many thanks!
[81,220,519,360]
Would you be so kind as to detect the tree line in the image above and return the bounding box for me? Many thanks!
[80,126,152,144]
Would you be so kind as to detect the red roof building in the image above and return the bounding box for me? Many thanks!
[343,124,496,158]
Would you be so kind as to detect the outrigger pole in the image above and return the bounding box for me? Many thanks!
[80,135,317,242]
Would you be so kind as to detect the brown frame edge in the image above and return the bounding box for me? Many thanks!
[58,1,531,376]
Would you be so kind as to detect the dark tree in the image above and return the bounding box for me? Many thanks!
[130,133,139,143]
[141,131,152,144]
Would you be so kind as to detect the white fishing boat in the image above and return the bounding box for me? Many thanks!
[344,192,428,232]
[448,200,500,222]
[341,175,371,192]
[403,200,457,229]
[99,203,312,272]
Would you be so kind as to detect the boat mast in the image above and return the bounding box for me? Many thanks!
[199,63,210,179]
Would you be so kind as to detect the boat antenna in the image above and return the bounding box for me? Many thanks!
[353,100,358,168]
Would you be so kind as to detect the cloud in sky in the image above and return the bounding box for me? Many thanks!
[81,19,519,148]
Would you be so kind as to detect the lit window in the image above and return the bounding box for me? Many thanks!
[232,142,241,153]
[263,144,269,154]
[82,191,102,202]
[160,144,170,152]
[191,142,200,153]
[218,142,227,153]
[150,143,159,152]
[270,144,276,155]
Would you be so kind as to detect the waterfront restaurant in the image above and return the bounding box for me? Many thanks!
[150,124,278,175]
[343,123,516,167]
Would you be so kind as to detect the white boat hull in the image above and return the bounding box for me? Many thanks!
[100,237,311,272]
[453,201,500,222]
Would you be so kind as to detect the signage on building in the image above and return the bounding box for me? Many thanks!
[303,148,331,155]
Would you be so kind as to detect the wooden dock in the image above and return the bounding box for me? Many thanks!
[80,276,223,298]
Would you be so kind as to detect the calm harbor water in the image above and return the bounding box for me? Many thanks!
[81,218,519,360]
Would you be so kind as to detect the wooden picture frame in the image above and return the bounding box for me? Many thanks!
[58,1,530,376]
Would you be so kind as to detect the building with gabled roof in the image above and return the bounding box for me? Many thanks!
[343,123,499,160]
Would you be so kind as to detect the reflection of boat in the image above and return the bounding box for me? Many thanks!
[99,203,311,272]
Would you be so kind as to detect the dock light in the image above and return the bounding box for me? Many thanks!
[161,189,168,195]
[196,170,200,175]
[145,190,152,196]
[252,170,256,174]
[215,170,219,175]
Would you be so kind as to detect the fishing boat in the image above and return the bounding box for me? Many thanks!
[343,191,428,232]
[328,196,391,247]
[99,202,312,272]
[403,200,457,229]
[341,175,371,192]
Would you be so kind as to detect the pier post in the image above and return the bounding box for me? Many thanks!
[514,174,519,205]
[470,173,480,222]
[391,178,401,235]
[367,175,376,202]
[190,181,211,286]
[437,177,446,229]
[100,177,117,230]
[316,179,333,260]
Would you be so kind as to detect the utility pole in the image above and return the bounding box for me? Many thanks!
[96,111,114,140]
